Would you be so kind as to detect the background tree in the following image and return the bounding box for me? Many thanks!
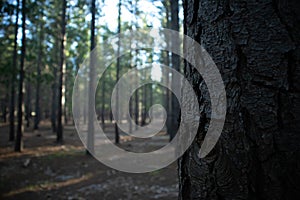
[114,0,122,144]
[179,0,300,199]
[56,0,67,143]
[15,0,26,152]
[87,0,97,154]
[34,1,45,130]
[9,0,19,141]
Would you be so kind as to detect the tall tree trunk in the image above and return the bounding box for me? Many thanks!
[9,0,19,141]
[115,0,122,144]
[64,71,68,125]
[134,0,139,129]
[56,0,66,143]
[83,78,87,124]
[15,0,26,152]
[162,0,172,139]
[128,32,133,133]
[25,81,31,128]
[141,73,147,126]
[149,83,153,122]
[101,77,105,129]
[87,0,96,154]
[179,0,300,199]
[134,50,139,128]
[51,67,57,133]
[34,10,43,130]
[170,0,180,140]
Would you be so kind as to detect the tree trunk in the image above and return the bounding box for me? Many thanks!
[15,0,26,152]
[34,11,43,130]
[179,0,300,199]
[162,0,172,140]
[56,0,66,143]
[170,0,180,140]
[101,72,105,130]
[25,81,31,128]
[87,0,96,154]
[115,0,122,144]
[51,67,57,133]
[9,0,19,141]
[134,0,139,129]
[64,71,68,125]
[141,68,147,126]
[134,51,139,128]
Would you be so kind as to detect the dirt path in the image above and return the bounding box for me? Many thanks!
[0,122,178,200]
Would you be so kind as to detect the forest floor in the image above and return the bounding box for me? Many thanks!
[0,121,178,200]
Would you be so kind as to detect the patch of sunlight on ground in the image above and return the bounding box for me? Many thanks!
[0,145,84,160]
[2,171,102,197]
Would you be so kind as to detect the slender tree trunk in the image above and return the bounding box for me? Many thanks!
[64,72,68,125]
[15,0,26,152]
[179,0,300,199]
[73,63,80,126]
[51,67,57,132]
[101,38,107,130]
[101,71,105,130]
[170,0,180,140]
[128,40,133,133]
[149,83,153,119]
[129,86,133,133]
[25,81,31,128]
[87,0,96,154]
[34,11,43,130]
[134,53,139,128]
[9,0,19,141]
[83,78,87,124]
[134,65,139,127]
[108,70,113,123]
[134,0,139,129]
[115,0,122,144]
[163,49,171,136]
[162,0,172,139]
[56,0,66,143]
[141,69,147,126]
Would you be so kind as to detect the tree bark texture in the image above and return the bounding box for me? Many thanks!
[179,0,300,199]
[170,0,181,140]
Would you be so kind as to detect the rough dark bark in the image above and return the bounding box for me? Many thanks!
[170,0,180,140]
[15,0,26,152]
[56,0,66,143]
[9,0,19,141]
[179,0,300,199]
